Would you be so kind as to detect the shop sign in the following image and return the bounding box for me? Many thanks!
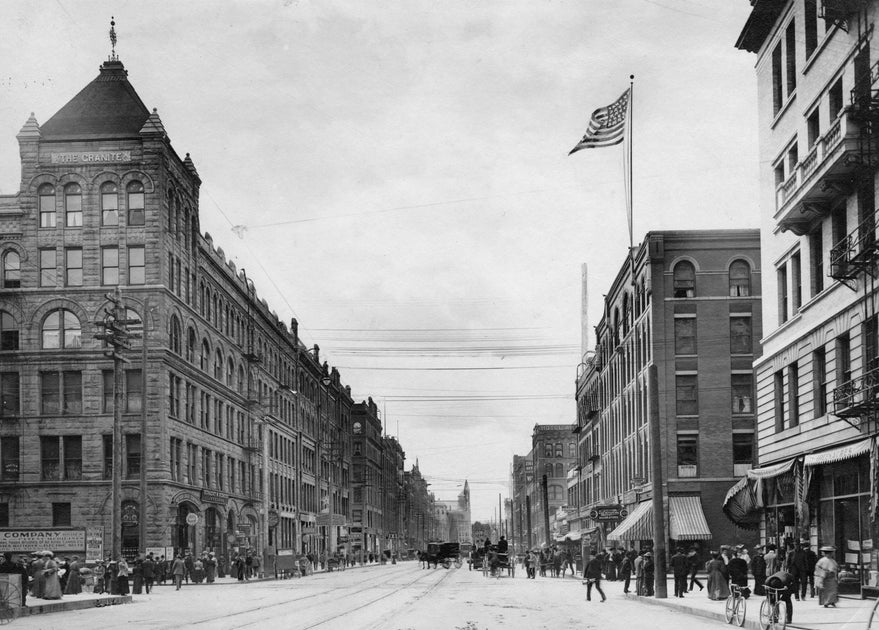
[185,513,199,526]
[0,528,85,552]
[49,151,132,164]
[85,527,103,563]
[201,489,228,506]
[588,505,628,522]
[338,536,349,543]
[121,503,139,525]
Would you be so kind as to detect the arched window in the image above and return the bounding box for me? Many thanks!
[127,181,145,226]
[39,183,56,227]
[200,340,210,371]
[227,358,235,385]
[167,189,176,234]
[673,261,696,298]
[101,182,119,225]
[238,365,246,393]
[187,328,196,363]
[554,442,563,457]
[729,260,751,297]
[42,309,81,349]
[2,251,20,288]
[544,463,553,476]
[0,311,19,350]
[64,183,82,227]
[169,316,181,355]
[214,349,223,380]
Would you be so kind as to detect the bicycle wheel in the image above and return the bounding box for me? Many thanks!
[734,596,746,627]
[774,601,787,630]
[0,584,20,625]
[758,599,772,630]
[725,595,736,624]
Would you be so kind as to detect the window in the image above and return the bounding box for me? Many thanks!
[807,108,820,147]
[732,433,754,466]
[837,332,852,383]
[1,437,19,481]
[201,340,210,371]
[675,374,698,415]
[127,181,145,225]
[169,373,181,418]
[169,316,181,355]
[732,373,754,414]
[730,316,753,354]
[187,328,196,363]
[865,315,879,371]
[40,436,59,480]
[52,503,71,527]
[126,434,141,479]
[791,251,802,311]
[102,247,119,285]
[772,41,783,114]
[103,435,112,479]
[41,309,81,349]
[214,349,223,381]
[64,183,82,227]
[829,77,844,120]
[37,248,57,287]
[810,228,824,295]
[805,0,818,57]
[786,20,796,96]
[0,373,20,418]
[674,317,696,355]
[778,264,789,323]
[102,370,114,413]
[40,371,82,415]
[729,260,751,296]
[101,182,119,225]
[2,251,20,288]
[126,369,143,413]
[65,248,82,286]
[788,362,800,428]
[813,346,827,418]
[64,436,82,480]
[0,312,19,351]
[128,246,145,285]
[39,183,55,227]
[676,433,698,477]
[774,370,785,432]
[673,261,695,298]
[554,442,563,457]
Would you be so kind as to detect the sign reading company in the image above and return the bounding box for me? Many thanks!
[49,151,132,164]
[588,505,628,522]
[0,528,86,552]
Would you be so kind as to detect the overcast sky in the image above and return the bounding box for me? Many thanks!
[0,0,759,523]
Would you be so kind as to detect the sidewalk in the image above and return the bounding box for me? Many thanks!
[625,576,877,630]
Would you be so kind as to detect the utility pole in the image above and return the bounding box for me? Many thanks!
[541,475,550,547]
[648,364,668,598]
[94,288,138,560]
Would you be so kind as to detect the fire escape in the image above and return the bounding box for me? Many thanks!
[829,2,879,436]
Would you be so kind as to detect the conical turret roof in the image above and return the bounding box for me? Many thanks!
[41,59,151,140]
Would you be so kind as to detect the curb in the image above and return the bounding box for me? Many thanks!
[17,595,132,617]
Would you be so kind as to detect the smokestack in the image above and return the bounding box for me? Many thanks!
[581,263,589,358]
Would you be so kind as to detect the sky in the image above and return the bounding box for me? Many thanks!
[0,0,760,522]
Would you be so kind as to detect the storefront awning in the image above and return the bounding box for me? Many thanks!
[668,496,712,541]
[804,437,873,467]
[562,530,582,541]
[746,458,796,480]
[606,501,652,541]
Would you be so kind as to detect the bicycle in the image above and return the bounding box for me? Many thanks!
[0,580,21,625]
[724,582,747,627]
[759,585,788,630]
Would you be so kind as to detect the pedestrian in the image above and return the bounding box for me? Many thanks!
[619,551,632,594]
[706,551,730,600]
[642,551,655,597]
[192,556,204,584]
[116,556,130,596]
[184,552,195,584]
[42,551,63,600]
[814,546,839,608]
[527,549,539,579]
[59,556,70,592]
[765,569,795,625]
[142,554,155,594]
[205,553,217,583]
[687,546,704,592]
[728,548,749,595]
[803,542,818,599]
[552,546,562,578]
[633,550,645,596]
[171,554,186,590]
[605,549,617,581]
[583,553,606,602]
[750,546,767,596]
[64,556,83,595]
[132,557,143,594]
[670,546,689,598]
[764,543,778,575]
[29,552,46,598]
[786,540,808,601]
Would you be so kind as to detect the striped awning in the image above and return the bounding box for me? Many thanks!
[804,437,873,467]
[747,458,796,480]
[606,501,652,541]
[668,496,712,541]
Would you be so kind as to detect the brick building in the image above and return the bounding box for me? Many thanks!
[571,230,762,559]
[0,51,357,562]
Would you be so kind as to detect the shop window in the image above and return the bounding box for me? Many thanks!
[673,261,695,298]
[2,251,20,288]
[729,260,751,296]
[0,312,19,351]
[64,183,82,227]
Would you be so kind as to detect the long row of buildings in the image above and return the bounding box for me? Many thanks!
[510,0,879,597]
[0,44,457,564]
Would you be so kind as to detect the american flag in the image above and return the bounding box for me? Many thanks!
[569,89,630,154]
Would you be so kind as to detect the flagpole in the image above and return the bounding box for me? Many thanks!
[627,74,635,287]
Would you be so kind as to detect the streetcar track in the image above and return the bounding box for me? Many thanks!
[151,564,443,630]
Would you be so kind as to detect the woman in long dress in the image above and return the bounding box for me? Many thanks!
[64,556,83,594]
[41,552,63,599]
[706,552,730,601]
[815,546,839,607]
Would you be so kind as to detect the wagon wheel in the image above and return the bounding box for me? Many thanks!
[0,584,20,625]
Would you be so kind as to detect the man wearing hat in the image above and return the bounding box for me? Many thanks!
[802,541,818,599]
[642,551,655,597]
[670,547,689,598]
[785,540,808,600]
[814,546,839,607]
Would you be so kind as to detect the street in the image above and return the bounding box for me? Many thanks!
[13,563,725,630]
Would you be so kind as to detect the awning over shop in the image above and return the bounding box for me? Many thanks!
[722,458,798,530]
[746,458,797,480]
[668,496,712,541]
[606,501,652,541]
[804,438,872,467]
[555,530,582,542]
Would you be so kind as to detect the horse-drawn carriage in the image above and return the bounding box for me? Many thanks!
[423,541,462,569]
[477,545,514,578]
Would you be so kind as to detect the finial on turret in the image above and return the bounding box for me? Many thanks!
[109,16,118,62]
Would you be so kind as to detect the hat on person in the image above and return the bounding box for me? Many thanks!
[644,551,653,557]
[819,545,836,552]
